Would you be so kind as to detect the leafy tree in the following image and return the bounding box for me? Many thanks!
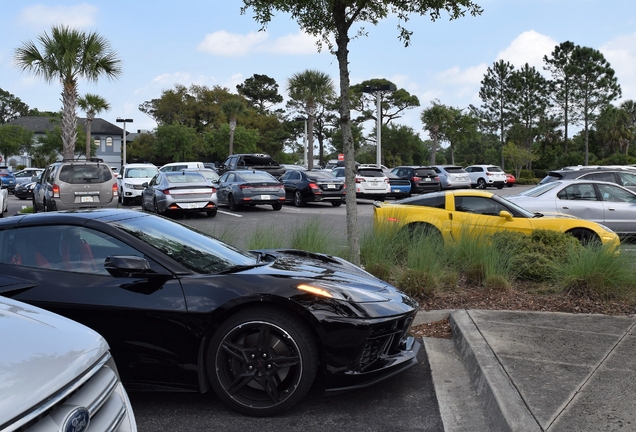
[0,88,30,125]
[221,99,249,155]
[36,124,87,158]
[479,60,516,168]
[619,100,636,155]
[511,63,550,153]
[237,74,284,113]
[126,132,157,163]
[78,93,110,159]
[351,78,420,126]
[0,125,33,162]
[502,142,536,178]
[421,100,454,164]
[569,46,621,164]
[595,104,633,156]
[543,41,578,155]
[380,123,426,167]
[441,107,479,165]
[154,123,202,163]
[14,25,122,160]
[241,0,483,264]
[204,124,260,163]
[286,69,335,170]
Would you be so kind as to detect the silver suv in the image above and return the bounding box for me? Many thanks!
[33,159,119,212]
[0,294,137,431]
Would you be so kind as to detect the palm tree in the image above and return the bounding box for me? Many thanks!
[286,70,335,170]
[14,25,122,160]
[421,100,453,165]
[78,94,110,159]
[221,99,247,156]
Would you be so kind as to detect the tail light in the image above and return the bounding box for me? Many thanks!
[486,172,493,176]
[278,184,284,190]
[211,187,217,194]
[52,184,60,198]
[162,189,171,195]
[112,183,118,197]
[355,177,363,183]
[309,182,320,191]
[384,178,390,183]
[435,176,440,181]
[411,176,421,183]
[239,185,253,190]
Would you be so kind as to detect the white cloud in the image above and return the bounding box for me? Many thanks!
[197,30,319,56]
[496,30,557,71]
[601,32,636,102]
[18,3,99,29]
[134,72,218,95]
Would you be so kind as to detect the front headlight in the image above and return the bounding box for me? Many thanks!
[296,282,389,303]
[124,182,134,189]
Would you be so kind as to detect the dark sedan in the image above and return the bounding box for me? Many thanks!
[13,172,42,200]
[0,210,420,416]
[215,170,285,211]
[280,169,345,207]
[390,166,441,194]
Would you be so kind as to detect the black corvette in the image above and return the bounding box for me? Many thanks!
[0,209,419,416]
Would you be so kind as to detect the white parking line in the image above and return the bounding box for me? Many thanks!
[218,210,242,217]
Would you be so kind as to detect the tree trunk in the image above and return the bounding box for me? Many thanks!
[85,116,93,159]
[308,115,315,170]
[62,80,78,160]
[335,14,360,266]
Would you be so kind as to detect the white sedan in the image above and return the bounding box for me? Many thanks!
[0,185,7,217]
[507,179,636,238]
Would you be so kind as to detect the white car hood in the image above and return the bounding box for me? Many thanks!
[0,295,108,425]
[121,177,152,185]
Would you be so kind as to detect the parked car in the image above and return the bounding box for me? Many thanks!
[0,183,7,217]
[33,159,118,212]
[280,169,345,207]
[507,179,636,239]
[430,165,471,190]
[189,167,220,184]
[373,190,619,247]
[12,167,44,186]
[281,164,307,172]
[215,170,285,211]
[0,294,137,431]
[464,164,507,189]
[0,167,16,193]
[141,170,217,217]
[117,163,159,206]
[159,161,205,172]
[386,172,412,198]
[390,166,441,194]
[352,167,391,200]
[13,172,41,200]
[0,209,420,416]
[217,153,286,177]
[505,173,516,187]
[539,166,636,192]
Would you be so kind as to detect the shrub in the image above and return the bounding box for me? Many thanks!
[515,178,540,185]
[519,169,534,179]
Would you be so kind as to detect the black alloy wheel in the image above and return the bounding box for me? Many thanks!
[294,190,305,207]
[228,194,238,211]
[568,228,601,247]
[477,178,487,189]
[207,307,318,417]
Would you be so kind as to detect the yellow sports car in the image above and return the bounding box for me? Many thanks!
[373,190,619,247]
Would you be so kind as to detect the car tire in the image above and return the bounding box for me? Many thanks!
[272,202,282,211]
[206,306,318,417]
[18,196,27,200]
[153,199,161,215]
[331,200,342,207]
[477,178,487,189]
[496,184,504,189]
[207,210,217,217]
[122,196,130,206]
[294,191,305,207]
[377,195,386,201]
[32,197,38,213]
[568,228,601,247]
[403,223,443,243]
[228,194,239,211]
[507,183,514,188]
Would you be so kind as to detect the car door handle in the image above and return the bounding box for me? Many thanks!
[561,206,569,209]
[608,207,616,211]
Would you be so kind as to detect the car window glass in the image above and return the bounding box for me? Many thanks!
[486,166,503,172]
[557,184,596,200]
[0,225,143,275]
[399,193,446,209]
[414,169,435,177]
[358,169,384,177]
[166,173,207,183]
[584,172,616,183]
[618,172,636,186]
[47,167,56,183]
[444,167,466,173]
[597,184,636,203]
[455,196,507,216]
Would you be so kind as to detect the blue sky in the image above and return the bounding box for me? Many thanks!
[1,0,636,140]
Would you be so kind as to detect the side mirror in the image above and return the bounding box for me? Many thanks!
[499,210,514,221]
[104,255,153,277]
[142,182,149,188]
[117,174,122,179]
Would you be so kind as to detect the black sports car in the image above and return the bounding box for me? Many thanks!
[0,209,419,416]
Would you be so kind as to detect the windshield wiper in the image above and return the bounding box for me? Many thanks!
[214,262,268,275]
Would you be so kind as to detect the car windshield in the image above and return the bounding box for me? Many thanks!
[307,171,337,180]
[239,172,278,182]
[516,182,563,197]
[112,215,257,274]
[492,195,536,218]
[444,167,466,173]
[358,169,385,177]
[125,167,159,178]
[487,166,504,172]
[59,165,112,183]
[166,172,207,183]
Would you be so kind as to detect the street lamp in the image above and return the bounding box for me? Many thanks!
[362,84,396,168]
[116,118,133,166]
[294,117,308,168]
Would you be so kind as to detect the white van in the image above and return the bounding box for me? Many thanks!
[159,162,205,172]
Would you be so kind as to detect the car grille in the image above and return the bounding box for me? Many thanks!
[133,184,145,190]
[358,315,415,370]
[5,352,135,432]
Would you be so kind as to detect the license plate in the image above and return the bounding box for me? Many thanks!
[80,196,94,203]
[186,202,199,209]
[327,184,336,189]
[425,178,431,181]
[371,182,377,186]
[260,195,271,200]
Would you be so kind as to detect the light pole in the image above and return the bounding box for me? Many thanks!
[116,118,133,166]
[295,117,308,167]
[362,84,396,168]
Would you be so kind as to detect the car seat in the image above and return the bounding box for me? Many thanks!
[583,191,593,200]
[60,228,96,272]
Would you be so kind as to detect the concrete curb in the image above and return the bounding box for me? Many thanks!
[450,310,541,432]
